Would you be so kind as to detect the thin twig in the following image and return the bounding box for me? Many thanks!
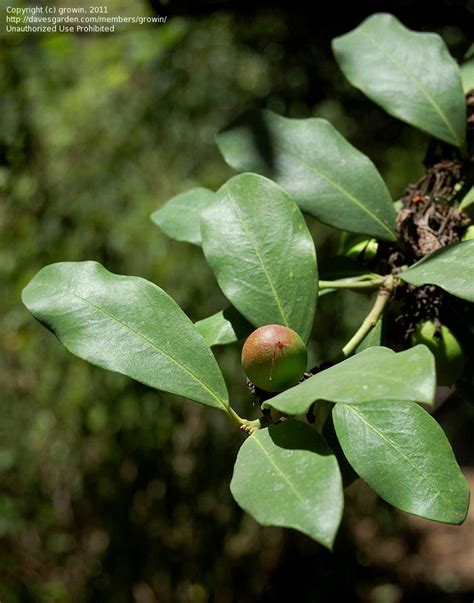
[318,276,384,291]
[335,276,395,360]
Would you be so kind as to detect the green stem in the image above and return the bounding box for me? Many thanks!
[225,406,261,434]
[319,276,384,291]
[336,275,395,360]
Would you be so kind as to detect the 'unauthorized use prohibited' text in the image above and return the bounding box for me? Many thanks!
[4,5,168,34]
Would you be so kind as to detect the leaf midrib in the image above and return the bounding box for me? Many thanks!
[346,405,451,507]
[273,139,396,240]
[405,256,473,279]
[229,193,289,327]
[64,288,228,411]
[357,29,461,147]
[250,433,305,503]
[268,362,431,412]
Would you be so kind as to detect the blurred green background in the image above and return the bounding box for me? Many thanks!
[1,1,473,601]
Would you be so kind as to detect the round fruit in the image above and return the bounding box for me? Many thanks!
[340,232,378,261]
[241,325,307,393]
[411,320,464,386]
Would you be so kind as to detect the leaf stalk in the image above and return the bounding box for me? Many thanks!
[318,275,385,291]
[226,406,261,434]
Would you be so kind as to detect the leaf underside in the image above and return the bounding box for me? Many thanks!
[194,307,253,347]
[151,187,215,246]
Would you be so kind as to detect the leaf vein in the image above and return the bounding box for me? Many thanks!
[229,194,289,326]
[250,434,305,503]
[357,30,461,146]
[347,406,450,506]
[69,289,228,411]
[273,140,396,239]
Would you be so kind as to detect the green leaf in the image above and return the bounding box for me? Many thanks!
[151,187,215,246]
[459,187,474,211]
[262,346,435,415]
[333,13,466,147]
[460,59,474,93]
[230,420,343,548]
[21,261,229,410]
[201,173,318,342]
[460,189,474,224]
[333,400,469,524]
[400,241,474,302]
[216,110,397,241]
[356,319,383,353]
[194,307,253,347]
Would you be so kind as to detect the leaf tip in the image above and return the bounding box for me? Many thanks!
[149,208,160,225]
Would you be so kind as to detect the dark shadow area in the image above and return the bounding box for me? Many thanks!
[268,419,332,456]
[222,306,253,341]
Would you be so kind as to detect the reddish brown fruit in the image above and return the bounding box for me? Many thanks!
[241,324,307,393]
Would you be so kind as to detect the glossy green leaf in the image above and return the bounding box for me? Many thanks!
[151,187,215,246]
[356,319,383,353]
[262,346,435,415]
[230,420,343,548]
[333,14,466,147]
[194,307,253,347]
[21,261,229,410]
[201,173,318,342]
[400,241,474,302]
[216,110,397,241]
[333,400,469,524]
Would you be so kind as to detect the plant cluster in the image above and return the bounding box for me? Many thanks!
[23,14,474,548]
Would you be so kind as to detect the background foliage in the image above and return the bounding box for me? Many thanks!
[1,1,473,601]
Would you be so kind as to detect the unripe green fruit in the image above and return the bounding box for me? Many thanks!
[340,232,378,261]
[241,325,307,393]
[411,320,464,386]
